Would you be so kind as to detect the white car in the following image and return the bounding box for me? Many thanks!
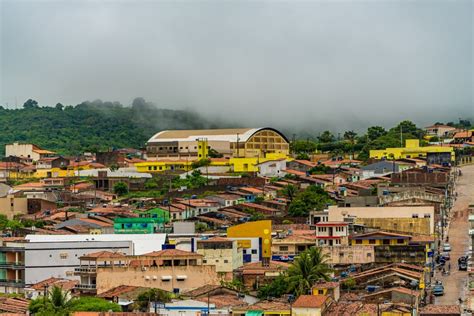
[443,243,452,252]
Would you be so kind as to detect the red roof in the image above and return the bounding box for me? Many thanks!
[292,295,329,308]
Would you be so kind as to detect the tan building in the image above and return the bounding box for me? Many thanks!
[328,205,435,235]
[146,127,289,159]
[322,245,375,265]
[0,194,28,219]
[75,249,220,295]
[271,235,316,261]
[5,143,55,161]
[195,237,243,279]
[424,124,457,138]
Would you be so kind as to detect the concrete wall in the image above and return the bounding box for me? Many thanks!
[322,245,374,265]
[355,218,431,235]
[96,265,220,294]
[24,240,132,284]
[5,144,39,161]
[328,206,435,234]
[0,195,28,219]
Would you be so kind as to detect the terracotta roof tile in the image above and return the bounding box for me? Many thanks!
[292,295,328,308]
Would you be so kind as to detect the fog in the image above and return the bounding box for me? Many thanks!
[0,0,472,132]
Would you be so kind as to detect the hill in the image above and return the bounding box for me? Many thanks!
[0,98,220,156]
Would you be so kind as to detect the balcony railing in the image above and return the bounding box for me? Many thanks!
[74,284,97,290]
[0,262,25,269]
[74,267,97,274]
[0,279,25,287]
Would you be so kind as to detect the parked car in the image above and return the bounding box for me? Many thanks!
[459,261,468,271]
[443,243,451,252]
[433,284,444,296]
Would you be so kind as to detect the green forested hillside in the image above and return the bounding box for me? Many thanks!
[0,98,219,156]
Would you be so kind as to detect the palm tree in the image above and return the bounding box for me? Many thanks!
[286,247,332,296]
[29,285,71,315]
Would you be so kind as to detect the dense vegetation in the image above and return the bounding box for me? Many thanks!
[0,98,218,156]
[257,247,332,298]
[29,285,121,315]
[290,119,473,160]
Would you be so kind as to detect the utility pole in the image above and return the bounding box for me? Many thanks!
[236,133,240,158]
[400,125,403,147]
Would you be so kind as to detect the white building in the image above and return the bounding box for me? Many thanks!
[256,159,287,177]
[315,222,349,246]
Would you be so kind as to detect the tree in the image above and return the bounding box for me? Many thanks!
[318,131,335,143]
[68,297,121,312]
[257,247,332,298]
[343,131,357,144]
[429,136,440,142]
[257,274,289,298]
[55,103,64,110]
[296,153,310,160]
[290,140,318,155]
[367,126,387,141]
[29,285,70,315]
[288,185,333,217]
[136,288,171,312]
[281,184,297,202]
[286,247,332,296]
[23,99,39,109]
[113,181,129,196]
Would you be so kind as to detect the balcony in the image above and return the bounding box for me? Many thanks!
[74,284,97,291]
[0,279,25,287]
[0,262,25,269]
[74,267,97,274]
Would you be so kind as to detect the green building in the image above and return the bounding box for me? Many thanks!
[114,217,164,234]
[135,207,170,223]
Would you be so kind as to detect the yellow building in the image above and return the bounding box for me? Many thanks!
[146,127,290,160]
[370,139,454,161]
[349,231,412,246]
[227,220,272,265]
[136,153,290,173]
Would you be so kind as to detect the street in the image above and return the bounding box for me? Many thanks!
[435,164,474,305]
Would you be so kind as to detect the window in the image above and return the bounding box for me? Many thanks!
[243,250,247,254]
[224,260,228,263]
[369,239,375,244]
[203,260,207,263]
[412,214,418,218]
[397,239,404,244]
[424,214,431,218]
[148,166,152,171]
[339,252,344,257]
[356,240,362,244]
[279,246,288,251]
[251,249,257,254]
[60,253,68,259]
[383,239,390,245]
[367,253,372,257]
[215,260,219,263]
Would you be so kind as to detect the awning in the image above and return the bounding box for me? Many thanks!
[245,311,263,316]
[161,275,172,281]
[176,275,187,280]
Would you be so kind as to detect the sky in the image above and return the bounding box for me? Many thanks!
[0,0,472,132]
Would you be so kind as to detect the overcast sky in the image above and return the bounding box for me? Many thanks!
[0,0,472,131]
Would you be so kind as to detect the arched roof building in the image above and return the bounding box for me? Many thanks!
[146,127,289,159]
